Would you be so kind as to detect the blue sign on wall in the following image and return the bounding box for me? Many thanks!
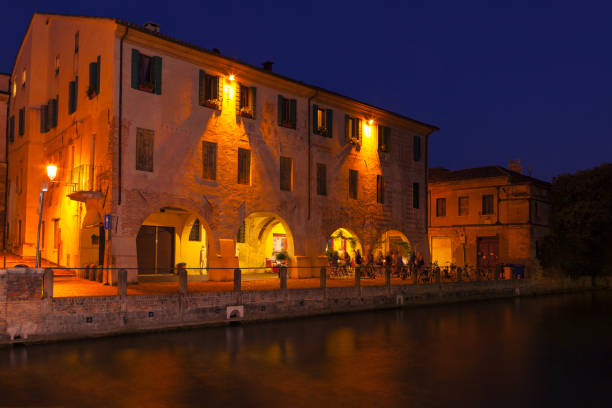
[104,214,112,230]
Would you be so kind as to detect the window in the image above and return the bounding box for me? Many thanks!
[345,115,361,143]
[199,71,222,109]
[458,196,469,216]
[9,115,14,143]
[278,95,296,129]
[349,169,358,199]
[22,68,26,88]
[482,194,494,215]
[280,156,293,191]
[68,77,78,114]
[18,220,22,246]
[88,56,101,98]
[40,97,58,133]
[74,32,79,53]
[413,135,421,161]
[378,125,390,152]
[136,128,154,172]
[55,55,60,76]
[377,175,384,204]
[53,219,59,250]
[18,108,25,136]
[202,141,217,180]
[131,49,162,94]
[237,148,251,185]
[413,183,420,209]
[316,163,327,196]
[436,198,446,217]
[237,84,256,118]
[188,219,201,241]
[313,105,333,137]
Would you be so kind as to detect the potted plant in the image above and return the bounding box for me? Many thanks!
[240,106,253,118]
[91,233,99,245]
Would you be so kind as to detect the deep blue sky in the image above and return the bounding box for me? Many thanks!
[2,1,611,181]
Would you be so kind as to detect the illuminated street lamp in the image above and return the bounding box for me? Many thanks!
[35,165,57,268]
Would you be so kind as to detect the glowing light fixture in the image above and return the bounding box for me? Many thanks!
[368,119,374,125]
[46,164,58,181]
[228,74,236,81]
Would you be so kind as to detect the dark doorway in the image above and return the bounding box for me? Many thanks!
[136,225,175,274]
[477,236,499,277]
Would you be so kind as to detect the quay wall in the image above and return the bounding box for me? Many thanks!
[1,269,610,345]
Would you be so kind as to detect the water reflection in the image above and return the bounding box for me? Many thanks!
[1,292,611,407]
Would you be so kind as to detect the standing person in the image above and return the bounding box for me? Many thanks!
[408,251,416,278]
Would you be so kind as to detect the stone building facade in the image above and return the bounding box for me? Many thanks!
[6,13,437,282]
[428,166,550,277]
[0,72,8,248]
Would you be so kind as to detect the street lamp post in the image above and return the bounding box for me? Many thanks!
[35,165,57,268]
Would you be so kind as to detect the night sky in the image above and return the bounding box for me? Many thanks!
[2,1,611,181]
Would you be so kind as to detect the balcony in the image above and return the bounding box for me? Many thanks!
[67,164,103,202]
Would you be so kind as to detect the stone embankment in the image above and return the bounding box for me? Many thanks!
[1,268,610,345]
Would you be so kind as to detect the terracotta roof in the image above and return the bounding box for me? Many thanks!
[429,166,550,186]
[26,12,438,132]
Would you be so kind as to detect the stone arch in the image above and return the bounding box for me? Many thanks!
[235,211,296,272]
[376,230,412,260]
[325,227,364,261]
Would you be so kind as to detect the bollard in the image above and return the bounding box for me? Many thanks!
[435,267,441,284]
[457,267,462,282]
[280,267,288,289]
[354,266,361,287]
[117,269,127,297]
[84,264,90,280]
[385,266,391,288]
[476,267,481,282]
[412,267,418,285]
[234,268,242,291]
[96,266,103,283]
[43,268,54,299]
[320,267,327,289]
[178,264,188,295]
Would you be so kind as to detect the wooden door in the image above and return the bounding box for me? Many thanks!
[477,237,499,276]
[156,226,175,274]
[137,225,156,274]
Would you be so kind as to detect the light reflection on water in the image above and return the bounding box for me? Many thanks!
[1,292,611,407]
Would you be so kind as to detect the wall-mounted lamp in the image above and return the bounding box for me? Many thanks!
[228,74,236,81]
[46,164,58,181]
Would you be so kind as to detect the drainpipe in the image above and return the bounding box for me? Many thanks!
[3,78,12,250]
[118,26,129,205]
[307,90,318,220]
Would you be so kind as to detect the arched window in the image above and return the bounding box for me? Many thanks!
[188,219,201,241]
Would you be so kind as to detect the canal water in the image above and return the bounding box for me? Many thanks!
[1,292,611,407]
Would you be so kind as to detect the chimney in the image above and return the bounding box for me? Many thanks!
[143,22,160,33]
[508,158,523,174]
[262,61,274,71]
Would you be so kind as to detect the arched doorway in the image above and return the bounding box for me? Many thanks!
[325,228,363,262]
[136,207,208,275]
[375,230,412,262]
[236,212,294,273]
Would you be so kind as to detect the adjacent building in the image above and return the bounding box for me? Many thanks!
[0,73,7,246]
[428,166,550,277]
[5,13,437,282]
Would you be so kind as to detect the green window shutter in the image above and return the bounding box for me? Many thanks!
[68,80,76,114]
[74,76,78,111]
[153,56,162,95]
[385,127,391,151]
[217,76,224,103]
[40,105,48,133]
[277,95,284,124]
[53,97,59,128]
[357,119,362,142]
[235,83,241,113]
[250,87,257,118]
[312,104,319,134]
[198,70,206,106]
[96,56,101,94]
[326,109,333,138]
[9,116,14,142]
[131,49,140,89]
[345,114,351,143]
[18,108,24,136]
[89,62,97,94]
[290,99,297,129]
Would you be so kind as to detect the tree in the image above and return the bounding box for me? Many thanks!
[539,163,612,277]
